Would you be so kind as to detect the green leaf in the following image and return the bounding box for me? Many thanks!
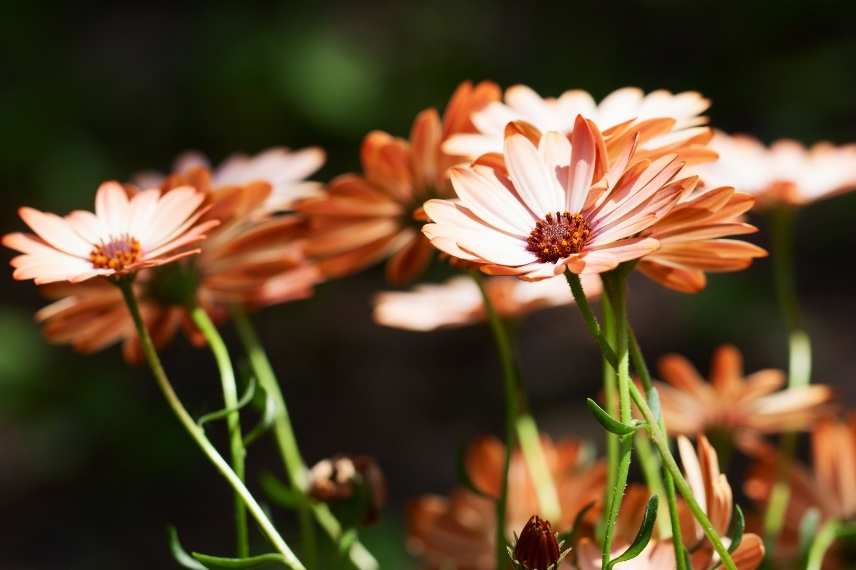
[606,495,659,570]
[727,504,745,554]
[456,445,492,499]
[558,500,596,546]
[243,385,278,446]
[586,398,639,435]
[261,472,312,511]
[192,552,289,568]
[197,376,256,427]
[166,526,207,570]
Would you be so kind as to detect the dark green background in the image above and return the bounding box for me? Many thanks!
[1,2,854,568]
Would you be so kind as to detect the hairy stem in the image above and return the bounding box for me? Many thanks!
[600,285,619,539]
[629,330,687,570]
[230,306,377,570]
[190,306,249,557]
[116,280,304,569]
[599,272,632,568]
[628,381,737,570]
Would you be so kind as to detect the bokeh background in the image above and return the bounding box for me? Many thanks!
[2,2,855,568]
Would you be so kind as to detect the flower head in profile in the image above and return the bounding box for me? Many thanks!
[307,455,387,527]
[3,182,217,285]
[694,132,856,207]
[407,435,605,570]
[744,414,856,562]
[444,85,714,167]
[424,117,696,280]
[655,344,832,441]
[373,274,601,331]
[636,186,767,292]
[575,436,763,569]
[296,80,500,284]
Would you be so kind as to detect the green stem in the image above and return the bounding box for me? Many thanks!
[230,307,377,570]
[600,286,619,539]
[190,306,249,558]
[115,280,305,570]
[806,519,840,570]
[628,381,737,570]
[599,272,632,568]
[629,330,687,570]
[764,205,813,547]
[473,272,561,567]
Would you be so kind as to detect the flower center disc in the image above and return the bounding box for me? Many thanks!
[527,211,591,263]
[90,235,142,271]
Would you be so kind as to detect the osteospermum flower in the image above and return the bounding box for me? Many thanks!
[745,414,856,535]
[424,117,697,280]
[655,344,832,439]
[373,274,601,331]
[33,156,321,363]
[407,435,605,570]
[636,186,767,292]
[576,436,764,570]
[3,182,216,285]
[296,80,500,284]
[444,85,714,167]
[694,132,856,207]
[136,146,326,213]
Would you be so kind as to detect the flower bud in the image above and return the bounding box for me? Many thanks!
[308,455,386,526]
[510,515,568,570]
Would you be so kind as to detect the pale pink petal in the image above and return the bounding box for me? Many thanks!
[94,181,131,235]
[567,116,597,213]
[128,189,162,239]
[66,211,107,244]
[504,134,555,217]
[538,131,571,212]
[449,166,533,237]
[140,187,205,249]
[18,208,92,257]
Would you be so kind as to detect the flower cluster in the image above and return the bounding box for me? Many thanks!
[4,79,855,570]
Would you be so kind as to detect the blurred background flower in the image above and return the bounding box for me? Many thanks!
[1,2,855,568]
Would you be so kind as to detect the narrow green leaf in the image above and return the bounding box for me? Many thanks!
[197,376,256,427]
[260,472,312,511]
[456,445,493,499]
[606,495,659,570]
[727,504,745,554]
[192,552,288,568]
[243,386,278,446]
[166,526,207,570]
[586,398,638,435]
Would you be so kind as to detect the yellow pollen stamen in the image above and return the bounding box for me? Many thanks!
[527,211,591,263]
[89,235,142,271]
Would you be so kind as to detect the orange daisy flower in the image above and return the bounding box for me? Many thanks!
[373,274,601,331]
[423,117,698,280]
[694,132,856,207]
[655,344,832,439]
[443,85,715,168]
[296,80,501,284]
[33,150,322,362]
[745,414,856,539]
[3,182,217,285]
[407,435,605,570]
[636,186,767,293]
